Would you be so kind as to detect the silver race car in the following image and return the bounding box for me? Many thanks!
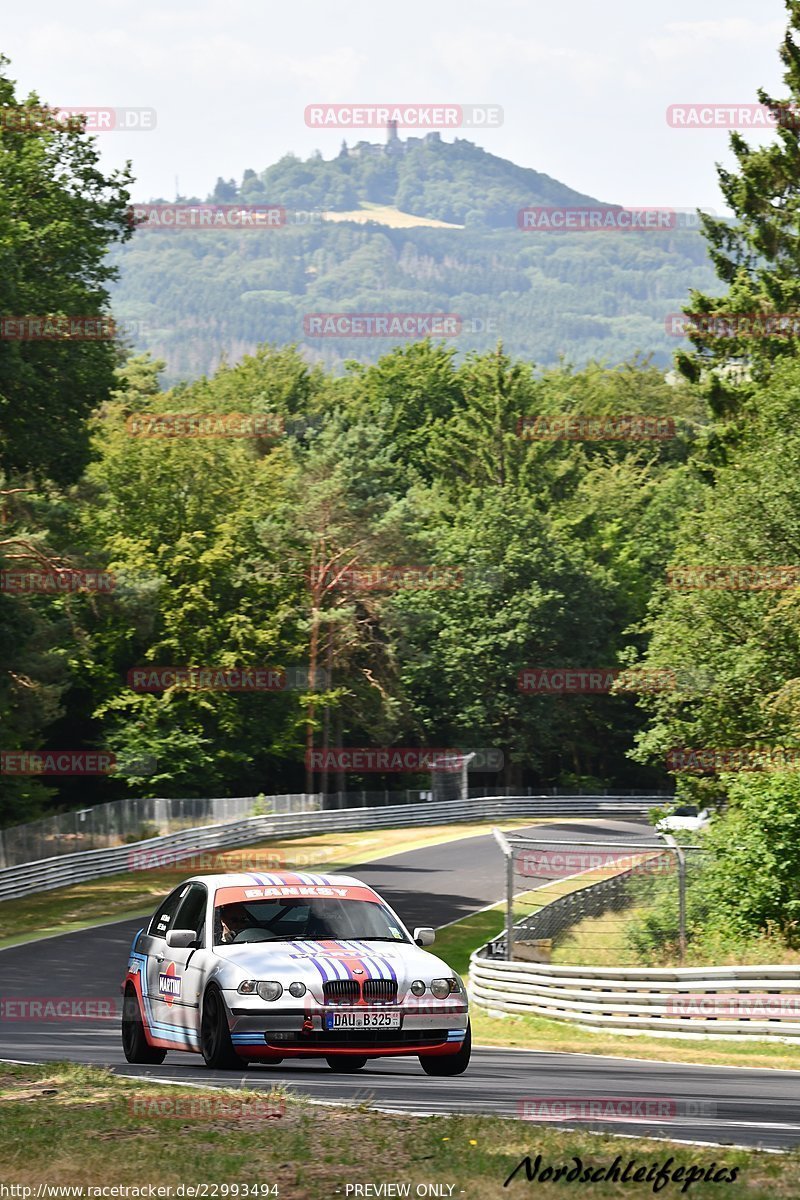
[122,870,471,1074]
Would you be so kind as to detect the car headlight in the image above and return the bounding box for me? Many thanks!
[288,982,306,998]
[257,981,283,1002]
[410,980,426,996]
[237,980,283,1001]
[430,978,457,999]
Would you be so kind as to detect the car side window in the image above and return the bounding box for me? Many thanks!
[147,885,189,939]
[175,884,208,944]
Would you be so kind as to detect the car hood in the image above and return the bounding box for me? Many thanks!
[215,938,454,992]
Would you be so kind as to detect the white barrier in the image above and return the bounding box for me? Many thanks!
[469,953,800,1040]
[0,795,653,901]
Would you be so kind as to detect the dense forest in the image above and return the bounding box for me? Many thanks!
[6,3,800,956]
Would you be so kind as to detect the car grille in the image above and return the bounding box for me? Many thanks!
[323,980,360,1004]
[322,978,397,1004]
[363,979,397,1004]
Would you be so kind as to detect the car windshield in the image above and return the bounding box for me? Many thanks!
[214,897,409,946]
[673,805,698,816]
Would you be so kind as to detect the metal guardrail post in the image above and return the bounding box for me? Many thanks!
[492,827,514,961]
[661,833,687,963]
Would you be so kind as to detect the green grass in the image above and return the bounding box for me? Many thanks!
[550,904,653,965]
[0,1061,795,1198]
[436,908,506,976]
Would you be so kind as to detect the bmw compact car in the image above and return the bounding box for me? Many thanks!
[121,871,470,1074]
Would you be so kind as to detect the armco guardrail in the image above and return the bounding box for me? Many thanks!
[0,794,655,901]
[0,787,670,868]
[469,953,800,1040]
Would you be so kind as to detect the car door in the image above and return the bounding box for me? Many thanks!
[148,882,209,1047]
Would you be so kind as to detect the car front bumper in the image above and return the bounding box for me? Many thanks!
[224,996,469,1058]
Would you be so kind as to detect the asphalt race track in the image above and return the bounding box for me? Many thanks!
[3,818,800,1151]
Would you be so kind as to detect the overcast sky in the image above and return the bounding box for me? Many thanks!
[1,0,789,211]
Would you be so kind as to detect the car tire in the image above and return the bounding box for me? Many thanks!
[325,1055,368,1072]
[121,985,167,1065]
[419,1020,471,1076]
[200,985,242,1070]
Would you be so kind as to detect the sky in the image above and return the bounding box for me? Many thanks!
[1,0,790,211]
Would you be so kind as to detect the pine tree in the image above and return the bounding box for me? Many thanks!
[678,0,800,418]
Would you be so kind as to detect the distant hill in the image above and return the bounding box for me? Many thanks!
[110,134,719,383]
[247,134,608,228]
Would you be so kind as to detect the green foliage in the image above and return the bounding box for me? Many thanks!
[0,57,133,483]
[632,357,800,802]
[4,338,694,806]
[699,773,800,942]
[0,56,133,820]
[677,2,800,419]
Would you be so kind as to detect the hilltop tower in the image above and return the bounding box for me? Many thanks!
[386,119,399,145]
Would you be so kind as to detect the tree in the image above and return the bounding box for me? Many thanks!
[677,1,800,419]
[211,176,238,203]
[0,58,133,483]
[633,357,800,802]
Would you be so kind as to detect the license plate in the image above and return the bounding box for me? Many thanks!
[324,1010,401,1030]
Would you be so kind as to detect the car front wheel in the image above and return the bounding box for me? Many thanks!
[200,985,242,1070]
[121,986,166,1065]
[419,1021,471,1076]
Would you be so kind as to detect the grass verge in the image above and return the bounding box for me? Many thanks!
[0,1061,794,1198]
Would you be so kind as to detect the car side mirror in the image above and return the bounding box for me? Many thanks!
[413,927,435,946]
[165,928,198,949]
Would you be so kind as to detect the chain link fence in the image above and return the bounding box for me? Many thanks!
[490,829,705,965]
